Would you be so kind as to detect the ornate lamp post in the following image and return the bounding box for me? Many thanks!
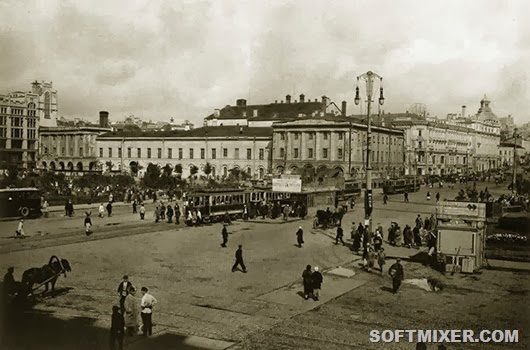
[354,71,384,233]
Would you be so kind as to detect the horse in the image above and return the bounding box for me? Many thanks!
[21,256,72,296]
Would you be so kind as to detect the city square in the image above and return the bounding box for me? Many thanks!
[1,1,530,349]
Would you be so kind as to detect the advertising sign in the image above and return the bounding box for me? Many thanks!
[272,178,302,193]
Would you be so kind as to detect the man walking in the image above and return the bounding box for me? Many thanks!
[174,203,181,225]
[383,193,388,205]
[404,192,409,203]
[296,226,304,248]
[117,275,133,313]
[106,202,113,217]
[140,287,157,337]
[109,305,124,350]
[221,224,229,247]
[388,258,404,293]
[84,212,92,235]
[311,266,323,301]
[98,203,105,218]
[132,199,137,214]
[302,265,313,300]
[335,225,345,245]
[166,204,174,223]
[377,248,386,274]
[232,245,247,273]
[15,219,25,239]
[139,204,146,220]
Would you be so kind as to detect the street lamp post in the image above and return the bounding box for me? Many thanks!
[512,128,519,194]
[355,71,384,234]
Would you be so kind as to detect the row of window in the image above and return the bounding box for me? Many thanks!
[43,146,89,157]
[99,147,266,160]
[416,155,468,165]
[6,128,37,139]
[279,131,401,146]
[279,147,342,160]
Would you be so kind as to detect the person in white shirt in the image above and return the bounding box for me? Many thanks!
[15,219,25,238]
[140,287,157,336]
[98,203,105,218]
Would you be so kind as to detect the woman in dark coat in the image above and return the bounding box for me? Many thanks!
[296,226,304,248]
[302,265,313,300]
[403,225,413,248]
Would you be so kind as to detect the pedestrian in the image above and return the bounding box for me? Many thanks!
[197,209,202,225]
[160,203,166,220]
[296,226,304,248]
[84,211,92,235]
[282,205,290,222]
[166,205,174,223]
[221,224,228,247]
[174,203,180,225]
[15,219,25,239]
[366,245,376,270]
[415,214,423,229]
[403,225,413,248]
[436,192,440,202]
[413,225,422,247]
[124,287,139,336]
[42,200,49,218]
[155,204,161,223]
[3,267,16,296]
[140,287,157,337]
[132,199,137,214]
[232,245,247,273]
[388,258,404,293]
[311,266,323,301]
[383,193,388,205]
[302,265,313,300]
[106,202,113,217]
[98,203,105,218]
[426,191,431,200]
[139,204,146,220]
[109,193,114,204]
[373,231,383,251]
[335,225,345,245]
[109,305,124,350]
[243,205,248,220]
[404,192,409,203]
[350,222,356,241]
[117,275,133,313]
[377,248,386,274]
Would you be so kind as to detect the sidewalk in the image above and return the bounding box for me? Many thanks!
[47,201,131,213]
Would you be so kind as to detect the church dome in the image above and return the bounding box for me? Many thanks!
[475,94,498,122]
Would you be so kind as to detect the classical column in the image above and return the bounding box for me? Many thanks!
[315,131,321,161]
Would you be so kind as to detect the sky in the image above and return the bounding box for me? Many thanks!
[0,0,529,124]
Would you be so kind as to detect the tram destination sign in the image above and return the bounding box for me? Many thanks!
[272,178,302,193]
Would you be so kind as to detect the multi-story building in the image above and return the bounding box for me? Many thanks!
[0,81,57,170]
[204,94,346,127]
[95,126,272,179]
[38,111,113,173]
[271,116,405,180]
[391,119,473,176]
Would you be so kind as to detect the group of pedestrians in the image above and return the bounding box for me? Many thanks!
[110,275,158,350]
[301,264,323,301]
[150,201,182,225]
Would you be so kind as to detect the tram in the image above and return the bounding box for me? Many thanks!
[382,177,420,195]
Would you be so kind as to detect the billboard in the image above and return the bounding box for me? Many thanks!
[438,229,476,256]
[272,178,302,193]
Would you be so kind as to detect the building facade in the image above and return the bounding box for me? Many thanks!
[271,117,406,180]
[95,126,272,179]
[0,81,57,170]
[392,120,473,176]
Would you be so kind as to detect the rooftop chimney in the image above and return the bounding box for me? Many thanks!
[236,99,247,107]
[341,101,347,117]
[299,94,305,103]
[99,111,109,128]
[214,109,220,117]
[321,96,328,114]
[286,94,291,103]
[461,105,466,119]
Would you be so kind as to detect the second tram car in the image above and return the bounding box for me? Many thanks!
[382,177,420,195]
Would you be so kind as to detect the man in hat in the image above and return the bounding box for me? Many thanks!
[311,266,323,301]
[335,225,345,245]
[232,245,247,273]
[221,224,229,247]
[117,275,133,313]
[388,258,404,293]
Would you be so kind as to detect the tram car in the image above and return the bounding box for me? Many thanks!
[184,187,294,224]
[382,177,420,195]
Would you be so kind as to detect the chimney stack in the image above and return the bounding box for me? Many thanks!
[341,101,347,117]
[99,111,109,128]
[286,94,291,103]
[461,105,466,119]
[321,96,328,114]
[299,94,305,103]
[236,99,247,107]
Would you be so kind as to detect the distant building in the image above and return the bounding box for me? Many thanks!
[204,94,346,127]
[38,111,112,174]
[271,116,406,180]
[0,81,57,170]
[96,126,272,179]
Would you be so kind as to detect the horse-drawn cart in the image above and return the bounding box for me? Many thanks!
[313,209,345,229]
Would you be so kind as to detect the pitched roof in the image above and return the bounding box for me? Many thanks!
[98,126,273,139]
[205,101,324,121]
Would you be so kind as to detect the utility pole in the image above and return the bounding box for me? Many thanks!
[355,71,384,234]
[512,128,519,194]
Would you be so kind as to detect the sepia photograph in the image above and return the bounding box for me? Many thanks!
[0,0,529,349]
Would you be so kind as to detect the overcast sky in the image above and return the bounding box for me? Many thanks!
[1,0,529,124]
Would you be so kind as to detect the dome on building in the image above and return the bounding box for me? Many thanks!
[475,94,498,122]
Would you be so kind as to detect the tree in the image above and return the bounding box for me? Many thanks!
[228,167,240,180]
[189,165,198,178]
[203,163,212,178]
[174,164,183,175]
[143,163,161,188]
[105,161,113,173]
[162,164,173,176]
